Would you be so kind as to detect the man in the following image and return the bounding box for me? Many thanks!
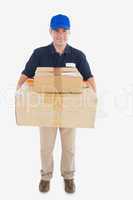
[16,14,96,193]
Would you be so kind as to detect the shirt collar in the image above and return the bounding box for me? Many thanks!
[49,42,71,55]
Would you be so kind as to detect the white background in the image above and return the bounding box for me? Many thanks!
[0,0,133,199]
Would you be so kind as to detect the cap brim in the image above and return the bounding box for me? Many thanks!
[51,25,70,30]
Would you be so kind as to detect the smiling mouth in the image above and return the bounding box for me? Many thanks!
[57,40,64,42]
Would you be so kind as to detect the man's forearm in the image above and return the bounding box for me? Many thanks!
[84,77,96,93]
[16,74,28,90]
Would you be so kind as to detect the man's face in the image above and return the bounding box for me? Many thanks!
[50,28,70,46]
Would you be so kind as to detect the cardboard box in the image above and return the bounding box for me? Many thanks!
[15,80,97,128]
[33,67,83,93]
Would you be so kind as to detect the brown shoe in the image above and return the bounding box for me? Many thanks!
[64,179,75,193]
[39,179,50,193]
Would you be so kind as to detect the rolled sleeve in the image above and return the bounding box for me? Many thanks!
[77,52,93,81]
[21,49,39,78]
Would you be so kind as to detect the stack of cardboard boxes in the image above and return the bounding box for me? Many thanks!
[15,67,97,128]
[33,67,83,93]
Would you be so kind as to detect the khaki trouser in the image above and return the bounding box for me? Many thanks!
[39,127,76,180]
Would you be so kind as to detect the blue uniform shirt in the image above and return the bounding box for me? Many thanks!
[22,43,93,81]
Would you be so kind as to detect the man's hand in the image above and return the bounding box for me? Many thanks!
[16,74,28,91]
[16,84,21,91]
[84,77,96,93]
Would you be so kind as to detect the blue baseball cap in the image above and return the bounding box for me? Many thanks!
[50,14,70,30]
